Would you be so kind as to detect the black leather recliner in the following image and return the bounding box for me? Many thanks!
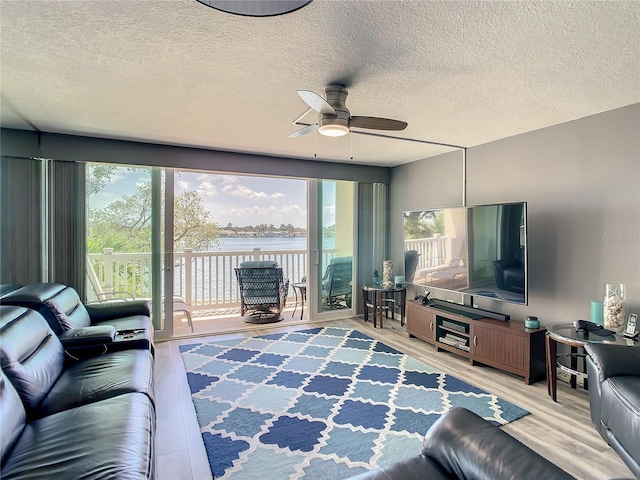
[2,282,154,353]
[348,407,575,480]
[493,256,525,294]
[585,343,640,478]
[0,305,155,479]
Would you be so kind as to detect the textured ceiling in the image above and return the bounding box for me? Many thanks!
[1,0,639,167]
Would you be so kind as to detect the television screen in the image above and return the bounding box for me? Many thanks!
[403,202,527,305]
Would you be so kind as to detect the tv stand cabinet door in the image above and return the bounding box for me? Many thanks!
[406,301,436,344]
[470,326,525,373]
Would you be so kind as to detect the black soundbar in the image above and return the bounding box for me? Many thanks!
[428,299,510,322]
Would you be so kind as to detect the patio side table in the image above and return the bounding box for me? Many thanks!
[291,282,306,319]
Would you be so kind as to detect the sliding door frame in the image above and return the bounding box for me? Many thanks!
[307,179,358,322]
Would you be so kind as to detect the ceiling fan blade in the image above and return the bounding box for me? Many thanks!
[287,123,319,138]
[297,90,337,115]
[350,116,408,131]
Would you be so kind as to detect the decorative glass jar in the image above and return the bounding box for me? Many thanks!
[603,283,626,332]
[382,260,393,288]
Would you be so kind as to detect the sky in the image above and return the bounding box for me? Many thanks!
[88,166,311,228]
[175,171,307,228]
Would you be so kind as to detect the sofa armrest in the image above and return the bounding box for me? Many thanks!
[422,408,575,480]
[585,344,640,381]
[58,325,117,359]
[59,326,116,347]
[85,300,151,322]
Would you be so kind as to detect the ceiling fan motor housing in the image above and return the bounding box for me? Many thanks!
[318,85,350,136]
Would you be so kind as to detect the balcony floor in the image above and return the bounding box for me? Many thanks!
[172,303,311,338]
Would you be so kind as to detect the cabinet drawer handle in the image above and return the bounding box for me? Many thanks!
[473,335,477,346]
[430,321,433,331]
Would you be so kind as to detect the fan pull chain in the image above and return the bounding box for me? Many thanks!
[350,132,354,161]
[314,130,317,158]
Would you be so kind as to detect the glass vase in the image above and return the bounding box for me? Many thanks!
[603,283,626,332]
[382,260,393,288]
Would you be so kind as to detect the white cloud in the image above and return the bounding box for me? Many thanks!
[197,181,217,197]
[221,175,239,185]
[223,183,286,200]
[176,180,190,190]
[323,205,336,226]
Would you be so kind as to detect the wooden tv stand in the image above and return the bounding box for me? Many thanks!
[406,300,546,384]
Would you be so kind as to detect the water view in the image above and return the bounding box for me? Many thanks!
[212,236,307,252]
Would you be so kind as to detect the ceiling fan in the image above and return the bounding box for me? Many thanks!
[288,85,408,138]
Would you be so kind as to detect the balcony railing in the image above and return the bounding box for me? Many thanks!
[404,236,450,270]
[87,247,336,311]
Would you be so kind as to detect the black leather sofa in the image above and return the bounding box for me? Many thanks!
[2,282,154,353]
[0,305,155,479]
[348,407,575,480]
[586,343,640,478]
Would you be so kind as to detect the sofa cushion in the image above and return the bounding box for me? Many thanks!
[2,283,91,334]
[0,392,155,480]
[38,348,155,418]
[0,306,65,413]
[0,373,27,466]
[600,375,640,470]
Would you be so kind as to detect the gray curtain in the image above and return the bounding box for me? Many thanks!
[356,182,388,314]
[48,160,86,295]
[0,156,43,285]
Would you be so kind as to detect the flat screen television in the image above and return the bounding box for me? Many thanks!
[403,202,527,306]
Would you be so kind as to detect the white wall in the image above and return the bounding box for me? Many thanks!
[390,104,640,326]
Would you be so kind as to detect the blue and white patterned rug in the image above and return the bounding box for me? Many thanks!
[179,327,529,479]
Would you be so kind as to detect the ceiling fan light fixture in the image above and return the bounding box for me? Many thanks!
[196,0,312,17]
[318,124,350,137]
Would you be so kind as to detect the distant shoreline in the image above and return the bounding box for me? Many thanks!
[218,234,307,238]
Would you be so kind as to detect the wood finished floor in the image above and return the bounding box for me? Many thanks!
[155,317,635,480]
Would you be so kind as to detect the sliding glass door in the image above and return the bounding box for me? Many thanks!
[85,167,357,331]
[85,164,173,337]
[308,179,356,320]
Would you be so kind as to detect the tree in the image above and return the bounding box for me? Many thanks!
[173,190,220,251]
[403,210,444,239]
[86,165,118,196]
[87,181,153,252]
[87,178,221,253]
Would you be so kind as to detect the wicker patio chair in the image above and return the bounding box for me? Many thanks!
[321,256,353,309]
[235,261,289,323]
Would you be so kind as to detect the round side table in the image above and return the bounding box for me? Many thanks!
[546,323,633,402]
[362,285,406,329]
